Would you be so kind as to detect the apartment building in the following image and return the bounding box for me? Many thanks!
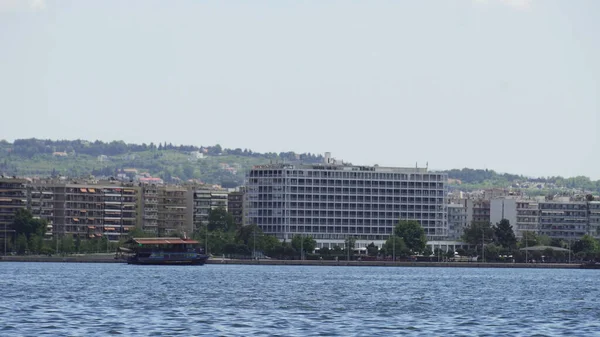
[536,197,600,240]
[589,201,600,237]
[447,203,468,240]
[515,199,539,238]
[29,182,55,237]
[467,199,491,225]
[193,187,228,230]
[228,189,245,228]
[490,198,517,227]
[246,162,447,248]
[157,186,193,236]
[26,180,141,241]
[0,178,28,249]
[141,184,159,234]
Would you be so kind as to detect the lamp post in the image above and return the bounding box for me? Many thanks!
[525,232,528,263]
[300,232,304,261]
[393,235,396,262]
[482,229,485,263]
[568,238,571,264]
[253,226,257,260]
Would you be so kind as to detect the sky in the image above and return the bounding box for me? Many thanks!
[0,0,598,179]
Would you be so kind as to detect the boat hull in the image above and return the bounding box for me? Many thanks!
[127,255,209,266]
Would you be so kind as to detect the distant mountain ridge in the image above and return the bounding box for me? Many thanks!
[0,138,598,193]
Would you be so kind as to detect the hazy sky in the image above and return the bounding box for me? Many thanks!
[1,0,598,179]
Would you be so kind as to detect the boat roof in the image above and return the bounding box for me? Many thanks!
[127,237,199,245]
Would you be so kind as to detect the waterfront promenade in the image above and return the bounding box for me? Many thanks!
[0,255,580,269]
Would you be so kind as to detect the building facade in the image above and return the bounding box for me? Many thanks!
[52,183,140,240]
[193,188,228,230]
[141,184,159,234]
[0,178,28,250]
[228,189,245,228]
[490,198,517,227]
[447,203,468,240]
[515,199,540,238]
[246,163,447,248]
[157,186,193,236]
[29,182,55,237]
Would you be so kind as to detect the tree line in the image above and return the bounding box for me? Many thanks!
[461,219,600,263]
[445,168,600,193]
[3,138,324,163]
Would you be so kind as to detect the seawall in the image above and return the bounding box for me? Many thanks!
[207,259,580,269]
[0,255,581,269]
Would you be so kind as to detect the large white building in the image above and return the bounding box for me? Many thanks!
[245,160,448,248]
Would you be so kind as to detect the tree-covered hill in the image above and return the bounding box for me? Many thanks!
[444,168,600,193]
[0,138,598,192]
[0,138,323,187]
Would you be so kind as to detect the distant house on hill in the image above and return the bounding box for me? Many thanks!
[189,151,204,161]
[139,177,164,185]
[97,155,108,162]
[53,151,68,157]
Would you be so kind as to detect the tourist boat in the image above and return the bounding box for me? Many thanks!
[122,237,209,265]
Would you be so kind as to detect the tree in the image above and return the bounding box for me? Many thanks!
[290,235,315,257]
[462,221,494,247]
[520,231,538,248]
[344,236,356,251]
[484,243,501,261]
[332,245,343,255]
[394,220,427,254]
[494,219,517,249]
[128,227,151,238]
[537,235,552,246]
[291,235,304,254]
[60,236,75,254]
[12,209,47,240]
[366,242,379,257]
[572,235,599,259]
[207,207,235,232]
[261,235,282,258]
[16,233,28,254]
[236,224,263,246]
[27,234,44,254]
[302,236,316,254]
[422,247,433,257]
[381,236,407,258]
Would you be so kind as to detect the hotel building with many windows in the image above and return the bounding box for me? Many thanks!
[245,160,447,248]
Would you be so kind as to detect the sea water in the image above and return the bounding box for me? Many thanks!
[1,262,599,336]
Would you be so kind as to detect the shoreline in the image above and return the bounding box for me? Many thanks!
[0,255,582,269]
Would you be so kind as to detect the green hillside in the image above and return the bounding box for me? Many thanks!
[0,138,598,193]
[0,139,322,187]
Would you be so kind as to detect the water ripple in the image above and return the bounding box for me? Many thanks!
[1,263,599,336]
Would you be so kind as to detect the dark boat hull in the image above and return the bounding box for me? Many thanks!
[127,255,209,266]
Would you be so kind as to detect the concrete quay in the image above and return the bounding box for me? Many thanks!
[0,255,582,269]
[207,259,580,269]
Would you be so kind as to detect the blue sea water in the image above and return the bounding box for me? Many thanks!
[1,262,599,336]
